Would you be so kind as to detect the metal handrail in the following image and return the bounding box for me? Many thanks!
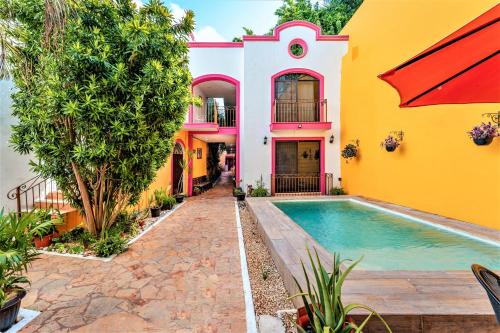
[273,99,327,123]
[6,175,66,216]
[193,104,237,127]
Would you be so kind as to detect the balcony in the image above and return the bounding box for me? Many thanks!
[270,173,333,195]
[184,105,237,132]
[271,99,331,131]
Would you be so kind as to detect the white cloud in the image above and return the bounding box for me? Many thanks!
[132,0,143,9]
[168,3,225,42]
[169,3,185,22]
[193,26,226,42]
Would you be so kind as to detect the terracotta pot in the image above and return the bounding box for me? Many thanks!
[34,232,58,249]
[0,290,26,332]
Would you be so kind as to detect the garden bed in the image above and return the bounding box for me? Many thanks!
[238,202,295,332]
[38,202,184,260]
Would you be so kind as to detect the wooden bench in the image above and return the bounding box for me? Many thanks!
[192,176,212,192]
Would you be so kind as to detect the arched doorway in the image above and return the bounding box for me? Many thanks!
[172,142,184,195]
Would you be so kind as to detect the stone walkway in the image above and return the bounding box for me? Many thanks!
[21,176,246,332]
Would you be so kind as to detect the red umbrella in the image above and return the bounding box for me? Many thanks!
[379,4,500,108]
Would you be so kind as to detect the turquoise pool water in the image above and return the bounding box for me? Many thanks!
[274,200,500,271]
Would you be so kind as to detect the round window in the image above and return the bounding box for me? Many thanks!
[288,39,307,59]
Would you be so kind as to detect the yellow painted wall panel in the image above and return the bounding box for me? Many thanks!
[340,0,500,229]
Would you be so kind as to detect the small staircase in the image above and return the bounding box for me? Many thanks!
[7,176,82,231]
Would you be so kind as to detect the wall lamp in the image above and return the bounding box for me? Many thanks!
[263,136,268,145]
[329,135,335,144]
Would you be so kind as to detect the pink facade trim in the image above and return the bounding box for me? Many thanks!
[288,38,308,59]
[270,68,325,124]
[188,42,244,48]
[187,134,193,196]
[270,122,331,131]
[183,123,219,131]
[190,74,241,186]
[171,138,186,195]
[271,137,326,194]
[243,20,349,42]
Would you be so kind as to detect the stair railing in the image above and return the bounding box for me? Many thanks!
[6,175,65,217]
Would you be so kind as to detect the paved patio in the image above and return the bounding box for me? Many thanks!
[20,177,246,332]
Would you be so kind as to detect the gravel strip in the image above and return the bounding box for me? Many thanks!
[238,202,296,332]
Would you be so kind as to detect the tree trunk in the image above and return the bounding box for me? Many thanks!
[71,162,97,235]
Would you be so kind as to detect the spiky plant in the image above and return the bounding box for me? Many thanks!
[290,248,392,333]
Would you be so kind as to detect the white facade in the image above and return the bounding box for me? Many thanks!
[187,21,348,194]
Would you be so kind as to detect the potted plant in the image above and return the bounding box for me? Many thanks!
[468,122,498,146]
[149,195,161,218]
[290,248,391,333]
[235,188,246,201]
[33,209,62,249]
[341,141,359,163]
[0,209,55,331]
[381,135,401,152]
[233,179,243,197]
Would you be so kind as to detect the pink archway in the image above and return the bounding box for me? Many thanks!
[190,74,241,193]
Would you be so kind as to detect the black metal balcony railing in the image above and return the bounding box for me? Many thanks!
[193,105,236,128]
[271,173,333,195]
[273,99,327,123]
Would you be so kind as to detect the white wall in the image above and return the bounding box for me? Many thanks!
[0,80,35,211]
[242,26,347,191]
[188,25,348,193]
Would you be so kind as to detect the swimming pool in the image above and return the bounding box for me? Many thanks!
[273,200,500,271]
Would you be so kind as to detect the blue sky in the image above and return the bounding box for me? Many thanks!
[166,1,282,41]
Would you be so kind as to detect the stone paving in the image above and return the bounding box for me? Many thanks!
[20,176,246,332]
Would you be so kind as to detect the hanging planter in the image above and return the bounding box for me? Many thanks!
[341,140,359,163]
[468,122,498,146]
[381,132,403,152]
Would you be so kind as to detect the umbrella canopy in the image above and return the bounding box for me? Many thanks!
[379,4,500,107]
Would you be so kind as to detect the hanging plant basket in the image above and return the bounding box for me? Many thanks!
[468,122,498,146]
[381,134,401,152]
[385,144,397,152]
[341,142,359,162]
[473,137,494,146]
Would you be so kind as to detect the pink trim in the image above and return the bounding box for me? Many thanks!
[187,134,193,196]
[183,123,219,131]
[190,74,241,184]
[288,38,308,59]
[188,42,244,48]
[270,122,331,131]
[270,68,325,123]
[271,137,326,194]
[171,138,186,195]
[243,21,349,42]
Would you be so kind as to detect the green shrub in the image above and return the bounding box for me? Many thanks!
[93,234,127,257]
[68,245,84,254]
[330,187,346,195]
[251,176,269,197]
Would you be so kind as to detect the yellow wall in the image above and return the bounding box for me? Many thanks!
[340,0,500,229]
[192,137,208,178]
[135,131,208,211]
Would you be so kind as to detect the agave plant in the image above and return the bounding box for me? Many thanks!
[0,209,56,307]
[290,248,391,333]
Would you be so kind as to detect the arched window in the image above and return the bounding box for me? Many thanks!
[274,73,320,122]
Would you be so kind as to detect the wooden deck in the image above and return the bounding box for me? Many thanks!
[246,196,500,333]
